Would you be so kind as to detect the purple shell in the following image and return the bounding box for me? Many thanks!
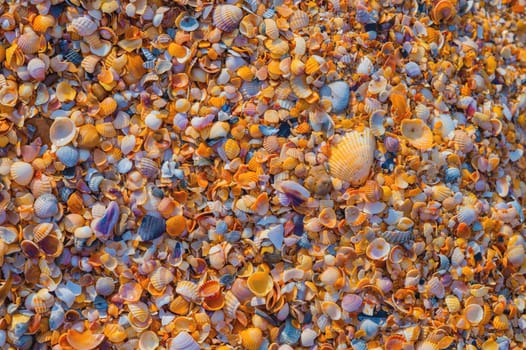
[94,201,120,238]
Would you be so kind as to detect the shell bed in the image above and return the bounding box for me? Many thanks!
[0,0,525,349]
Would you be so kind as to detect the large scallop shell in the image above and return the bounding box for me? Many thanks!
[66,329,105,350]
[328,128,376,186]
[213,5,243,32]
[10,161,34,186]
[400,119,433,150]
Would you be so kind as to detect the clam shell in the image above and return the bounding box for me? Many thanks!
[457,206,477,226]
[247,272,273,297]
[369,109,386,136]
[32,14,56,33]
[18,30,41,54]
[93,201,120,237]
[290,75,312,99]
[289,10,309,31]
[128,301,152,329]
[366,237,391,261]
[77,125,100,149]
[150,267,174,291]
[118,281,143,302]
[319,81,350,114]
[279,318,301,345]
[177,15,199,32]
[176,281,199,302]
[34,194,59,218]
[138,215,166,241]
[139,331,159,350]
[33,222,54,242]
[342,294,363,313]
[95,277,115,296]
[27,58,47,81]
[445,295,461,313]
[224,139,240,160]
[328,128,376,186]
[319,266,341,286]
[321,301,342,320]
[213,5,243,32]
[239,328,263,350]
[400,119,433,150]
[56,146,79,167]
[137,158,159,178]
[70,16,98,36]
[301,328,318,347]
[10,161,34,186]
[427,276,445,299]
[430,0,457,23]
[38,234,63,257]
[50,117,76,147]
[66,329,105,350]
[169,332,199,350]
[464,304,484,324]
[198,280,221,298]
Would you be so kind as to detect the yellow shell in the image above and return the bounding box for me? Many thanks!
[128,302,152,329]
[430,0,457,23]
[290,75,312,99]
[264,38,290,58]
[247,271,273,297]
[239,328,263,350]
[224,139,240,160]
[166,215,186,237]
[66,329,105,350]
[328,128,376,186]
[32,15,56,33]
[400,119,433,150]
[261,18,279,39]
[81,55,101,74]
[445,295,461,313]
[95,122,117,138]
[55,81,77,103]
[77,124,100,149]
[492,314,509,330]
[237,66,255,81]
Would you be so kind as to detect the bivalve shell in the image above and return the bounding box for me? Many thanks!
[401,119,433,150]
[239,328,263,350]
[169,332,199,350]
[213,5,243,32]
[247,271,274,297]
[50,118,76,147]
[10,162,34,186]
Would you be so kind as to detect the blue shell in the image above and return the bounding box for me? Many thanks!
[56,145,79,167]
[138,214,166,241]
[259,125,279,136]
[278,318,301,345]
[64,49,83,65]
[445,167,461,183]
[94,201,120,237]
[320,81,350,114]
[94,295,108,310]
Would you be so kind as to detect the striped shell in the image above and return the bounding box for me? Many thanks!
[289,10,309,31]
[379,230,414,244]
[224,139,240,160]
[27,58,47,81]
[176,281,199,301]
[150,267,174,291]
[328,128,376,186]
[17,30,41,54]
[32,14,56,33]
[70,16,98,36]
[170,332,200,350]
[10,161,34,186]
[34,194,59,218]
[445,295,461,313]
[213,5,243,32]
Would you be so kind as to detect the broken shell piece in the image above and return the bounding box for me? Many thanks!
[366,237,391,261]
[401,119,433,150]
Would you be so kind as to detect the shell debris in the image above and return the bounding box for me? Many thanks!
[0,0,524,349]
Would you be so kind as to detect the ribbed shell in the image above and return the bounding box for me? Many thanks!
[70,16,98,36]
[213,5,243,32]
[34,194,59,218]
[289,10,309,31]
[379,230,414,245]
[328,128,376,186]
[10,161,34,186]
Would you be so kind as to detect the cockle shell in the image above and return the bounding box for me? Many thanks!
[213,5,243,32]
[464,304,484,325]
[401,119,433,150]
[34,194,59,218]
[70,16,98,36]
[321,301,342,320]
[247,271,273,297]
[150,267,174,291]
[430,0,457,23]
[366,237,391,261]
[328,128,376,186]
[10,161,34,186]
[128,302,152,329]
[66,329,105,350]
[427,276,445,299]
[445,295,461,313]
[27,58,47,81]
[50,118,76,147]
[239,328,263,350]
[176,281,199,301]
[56,146,79,167]
[289,10,309,31]
[224,291,240,318]
[17,30,41,54]
[95,277,115,296]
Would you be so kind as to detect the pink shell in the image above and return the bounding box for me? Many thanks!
[342,294,363,313]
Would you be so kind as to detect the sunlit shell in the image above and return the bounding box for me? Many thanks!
[139,330,159,350]
[27,58,47,81]
[17,30,41,54]
[369,109,386,136]
[95,277,115,296]
[166,215,186,237]
[366,237,391,261]
[224,139,241,160]
[128,301,152,329]
[150,267,174,291]
[34,194,59,218]
[261,18,279,39]
[464,304,484,325]
[33,14,56,33]
[400,119,433,150]
[70,16,98,36]
[328,128,376,186]
[290,75,312,99]
[224,291,240,318]
[239,328,263,350]
[431,184,453,201]
[176,281,199,301]
[118,281,143,302]
[319,266,342,286]
[430,0,457,23]
[213,5,243,32]
[177,15,199,32]
[50,117,76,146]
[247,271,273,297]
[452,130,473,153]
[66,329,105,350]
[10,161,34,186]
[77,125,100,149]
[341,294,363,313]
[492,315,509,330]
[198,280,221,298]
[457,206,477,226]
[445,295,461,313]
[320,81,350,114]
[321,301,342,320]
[289,10,309,31]
[319,207,337,228]
[169,332,199,350]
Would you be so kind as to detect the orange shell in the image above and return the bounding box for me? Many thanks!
[224,139,240,160]
[400,119,433,150]
[166,215,187,237]
[66,329,105,350]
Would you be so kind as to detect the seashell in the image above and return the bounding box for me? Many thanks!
[138,215,166,241]
[356,56,373,76]
[27,58,47,81]
[319,81,350,114]
[33,222,54,242]
[70,16,98,36]
[427,276,445,299]
[261,18,279,39]
[166,215,186,237]
[328,129,376,186]
[213,5,243,32]
[209,121,230,139]
[66,329,105,350]
[150,267,174,291]
[56,146,79,168]
[128,301,152,329]
[56,81,77,102]
[369,109,386,136]
[452,130,473,153]
[139,331,159,350]
[32,14,56,33]
[95,122,117,138]
[177,15,199,32]
[34,194,59,218]
[359,319,379,340]
[77,125,100,149]
[10,161,34,186]
[176,281,199,302]
[290,76,312,99]
[445,295,461,313]
[319,266,342,286]
[198,280,221,298]
[95,277,115,296]
[240,328,263,350]
[366,237,391,261]
[492,315,509,330]
[405,62,421,77]
[342,294,363,313]
[274,180,310,206]
[430,0,457,23]
[265,38,290,58]
[464,304,484,325]
[50,117,76,147]
[224,139,240,160]
[17,30,41,54]
[322,301,342,320]
[319,207,337,228]
[169,332,199,350]
[49,304,65,331]
[431,184,453,202]
[457,206,477,226]
[203,293,225,311]
[224,291,240,318]
[21,240,40,258]
[415,104,430,120]
[400,119,433,150]
[289,10,309,31]
[169,296,190,315]
[368,76,387,95]
[301,328,318,347]
[138,158,159,178]
[247,271,273,297]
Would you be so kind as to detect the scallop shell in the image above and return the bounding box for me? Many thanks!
[32,14,56,33]
[452,130,473,153]
[198,280,221,298]
[70,16,98,36]
[366,237,391,261]
[247,271,274,297]
[445,295,461,313]
[138,215,166,241]
[400,119,433,150]
[50,117,76,147]
[176,281,199,302]
[56,146,79,168]
[289,10,309,31]
[137,158,159,178]
[128,301,152,329]
[427,276,445,299]
[224,291,240,318]
[66,329,105,350]
[239,328,263,350]
[34,194,59,218]
[150,267,174,291]
[213,5,243,32]
[457,206,477,226]
[431,184,453,202]
[27,58,47,81]
[224,139,240,160]
[492,315,509,330]
[77,125,100,149]
[328,128,376,186]
[290,76,312,99]
[17,30,41,54]
[169,332,199,350]
[33,222,54,242]
[10,161,34,186]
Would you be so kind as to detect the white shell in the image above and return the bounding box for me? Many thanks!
[457,206,477,225]
[34,193,59,218]
[301,328,318,347]
[50,117,77,147]
[10,161,35,186]
[366,237,391,261]
[28,57,47,81]
[169,332,199,350]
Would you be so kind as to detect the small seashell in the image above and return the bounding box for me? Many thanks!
[328,129,376,186]
[301,328,318,347]
[405,62,421,77]
[56,81,77,102]
[166,215,187,237]
[240,328,263,350]
[34,194,59,218]
[366,237,391,261]
[224,291,240,318]
[319,207,337,228]
[93,201,120,237]
[247,271,274,297]
[342,294,363,313]
[139,331,159,350]
[492,315,509,330]
[198,280,221,298]
[66,329,105,350]
[77,125,100,149]
[319,266,342,286]
[95,277,115,296]
[32,14,56,33]
[430,0,457,23]
[445,295,461,313]
[319,81,350,114]
[176,281,199,302]
[56,146,79,167]
[289,10,309,31]
[138,215,166,241]
[169,331,199,350]
[27,58,47,81]
[150,267,174,291]
[128,301,152,329]
[321,301,342,320]
[213,5,243,32]
[369,109,386,136]
[224,139,240,160]
[70,16,98,36]
[177,15,199,32]
[10,161,34,186]
[457,206,477,226]
[274,180,310,206]
[427,276,445,299]
[464,304,484,325]
[359,319,379,340]
[400,119,433,150]
[50,117,76,147]
[17,30,41,54]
